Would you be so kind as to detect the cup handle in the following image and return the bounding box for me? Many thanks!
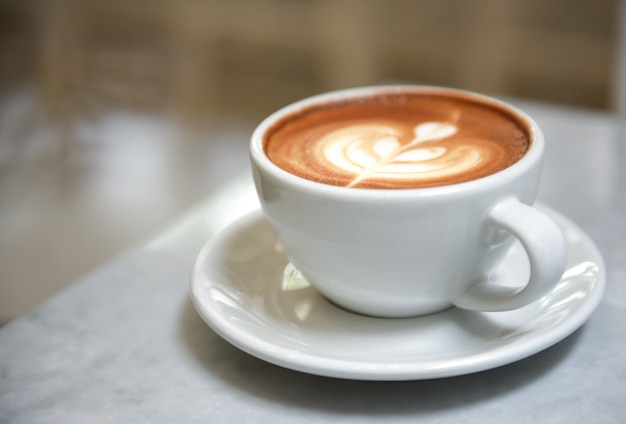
[453,198,567,311]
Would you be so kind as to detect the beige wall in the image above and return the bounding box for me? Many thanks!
[0,0,622,123]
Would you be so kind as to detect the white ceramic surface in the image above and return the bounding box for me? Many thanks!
[250,86,567,317]
[190,203,605,381]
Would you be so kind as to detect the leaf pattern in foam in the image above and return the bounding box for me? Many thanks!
[414,122,457,143]
[347,122,458,186]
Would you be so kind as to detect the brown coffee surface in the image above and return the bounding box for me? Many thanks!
[264,91,532,189]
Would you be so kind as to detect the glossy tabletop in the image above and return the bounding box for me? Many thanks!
[1,99,624,423]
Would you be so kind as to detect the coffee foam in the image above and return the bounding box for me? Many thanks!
[264,92,531,189]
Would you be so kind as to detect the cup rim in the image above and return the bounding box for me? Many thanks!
[250,85,544,199]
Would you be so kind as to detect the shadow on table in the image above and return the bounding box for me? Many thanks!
[179,297,582,416]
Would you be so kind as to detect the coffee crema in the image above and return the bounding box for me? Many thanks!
[263,91,532,189]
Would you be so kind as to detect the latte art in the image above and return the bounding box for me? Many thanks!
[264,92,531,189]
[318,121,494,187]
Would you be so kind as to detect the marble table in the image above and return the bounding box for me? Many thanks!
[1,99,625,423]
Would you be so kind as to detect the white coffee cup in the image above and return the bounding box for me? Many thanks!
[250,86,567,318]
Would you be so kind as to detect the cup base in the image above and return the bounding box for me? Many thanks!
[324,296,456,319]
[283,262,454,319]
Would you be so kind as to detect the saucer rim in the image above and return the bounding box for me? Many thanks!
[190,203,606,380]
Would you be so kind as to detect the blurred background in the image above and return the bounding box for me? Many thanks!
[0,0,624,324]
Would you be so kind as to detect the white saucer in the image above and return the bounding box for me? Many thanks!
[190,204,605,381]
